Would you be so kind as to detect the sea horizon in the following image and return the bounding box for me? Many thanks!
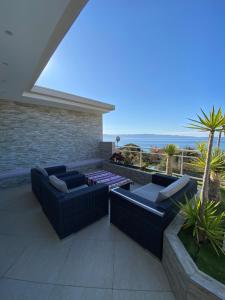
[103,134,225,150]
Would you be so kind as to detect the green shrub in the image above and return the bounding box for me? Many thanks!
[179,197,225,256]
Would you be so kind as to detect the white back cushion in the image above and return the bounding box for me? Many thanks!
[49,175,68,193]
[36,166,48,176]
[133,183,164,203]
[156,175,190,202]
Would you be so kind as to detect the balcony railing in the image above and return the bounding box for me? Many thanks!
[115,145,203,180]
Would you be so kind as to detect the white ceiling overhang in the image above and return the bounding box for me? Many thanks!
[0,0,114,114]
[22,86,115,113]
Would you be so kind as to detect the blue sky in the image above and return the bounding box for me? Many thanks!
[37,0,225,136]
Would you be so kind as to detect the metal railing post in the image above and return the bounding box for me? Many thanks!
[140,150,142,168]
[180,151,184,175]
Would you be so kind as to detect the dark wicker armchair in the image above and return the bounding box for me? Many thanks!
[41,177,109,239]
[110,173,197,259]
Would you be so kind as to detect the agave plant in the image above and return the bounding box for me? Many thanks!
[164,144,177,175]
[180,197,225,256]
[188,107,225,217]
[196,142,207,157]
[194,145,225,202]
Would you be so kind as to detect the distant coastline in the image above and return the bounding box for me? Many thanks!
[103,134,225,150]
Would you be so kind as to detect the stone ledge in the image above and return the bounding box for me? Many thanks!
[162,215,225,300]
[0,168,30,181]
[0,159,104,189]
[102,162,152,184]
[67,158,103,170]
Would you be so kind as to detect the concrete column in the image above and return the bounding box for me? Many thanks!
[99,142,115,160]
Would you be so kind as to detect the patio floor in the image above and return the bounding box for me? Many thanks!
[0,183,175,300]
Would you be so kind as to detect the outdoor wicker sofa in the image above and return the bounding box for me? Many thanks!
[31,166,109,239]
[31,165,84,206]
[110,173,197,259]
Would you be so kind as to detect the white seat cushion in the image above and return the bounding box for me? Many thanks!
[68,184,89,193]
[132,183,164,203]
[156,175,190,202]
[36,166,48,176]
[49,175,68,193]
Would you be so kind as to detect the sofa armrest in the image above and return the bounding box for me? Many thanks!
[63,174,86,189]
[63,183,108,201]
[151,173,177,187]
[45,165,66,176]
[111,187,165,217]
[58,170,79,179]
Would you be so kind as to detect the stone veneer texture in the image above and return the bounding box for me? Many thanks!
[0,100,103,172]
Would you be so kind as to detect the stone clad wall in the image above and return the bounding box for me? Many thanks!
[0,100,103,172]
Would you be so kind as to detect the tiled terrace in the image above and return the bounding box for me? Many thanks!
[0,183,175,300]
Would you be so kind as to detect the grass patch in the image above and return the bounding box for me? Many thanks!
[178,229,225,285]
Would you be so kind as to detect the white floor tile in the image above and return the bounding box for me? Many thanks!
[113,239,171,291]
[0,235,28,276]
[57,238,114,288]
[6,238,72,283]
[0,278,52,300]
[0,210,56,238]
[49,285,113,300]
[73,216,118,242]
[113,290,175,300]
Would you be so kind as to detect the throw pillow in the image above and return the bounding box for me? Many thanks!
[156,175,190,202]
[49,175,68,193]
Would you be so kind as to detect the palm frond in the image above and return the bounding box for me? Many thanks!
[187,107,225,133]
[192,147,225,175]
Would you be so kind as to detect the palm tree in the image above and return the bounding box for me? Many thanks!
[188,107,225,217]
[164,144,177,176]
[194,145,225,201]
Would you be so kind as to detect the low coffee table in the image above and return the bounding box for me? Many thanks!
[85,170,133,190]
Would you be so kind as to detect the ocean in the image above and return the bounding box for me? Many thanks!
[103,134,225,150]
